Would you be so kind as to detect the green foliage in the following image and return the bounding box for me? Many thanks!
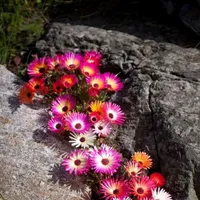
[0,0,50,64]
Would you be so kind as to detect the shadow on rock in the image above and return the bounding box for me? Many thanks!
[36,110,50,129]
[32,129,73,157]
[48,163,89,193]
[7,94,21,114]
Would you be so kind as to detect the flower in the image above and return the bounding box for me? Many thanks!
[69,131,96,148]
[129,176,156,199]
[88,87,99,97]
[124,161,144,178]
[152,188,172,200]
[93,120,112,137]
[62,149,90,175]
[87,74,106,90]
[89,101,104,115]
[46,54,63,70]
[113,198,133,200]
[51,94,76,116]
[61,52,83,70]
[83,51,102,67]
[65,112,91,134]
[18,84,34,104]
[150,172,166,187]
[132,152,152,170]
[27,57,48,77]
[103,72,124,91]
[89,144,122,175]
[53,80,65,93]
[48,116,65,133]
[80,62,99,77]
[89,112,101,123]
[99,177,129,200]
[28,77,46,93]
[102,102,125,125]
[60,74,78,88]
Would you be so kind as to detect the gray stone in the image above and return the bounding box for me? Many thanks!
[36,22,200,199]
[0,65,90,200]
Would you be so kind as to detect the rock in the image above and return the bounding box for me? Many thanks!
[0,65,90,200]
[35,22,200,199]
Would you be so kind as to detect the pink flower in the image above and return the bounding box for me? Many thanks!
[102,102,125,125]
[89,144,122,175]
[65,112,91,134]
[51,94,76,116]
[28,57,48,77]
[87,74,106,90]
[62,149,90,175]
[100,177,129,200]
[124,161,145,178]
[129,176,156,199]
[46,54,63,70]
[61,52,83,70]
[83,51,102,67]
[103,72,124,91]
[80,62,99,77]
[48,116,65,133]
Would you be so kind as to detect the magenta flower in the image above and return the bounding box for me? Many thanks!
[103,72,124,91]
[129,176,156,199]
[46,54,63,70]
[51,94,76,116]
[102,102,125,125]
[124,161,145,178]
[83,51,102,67]
[48,116,65,133]
[99,177,129,200]
[62,149,90,175]
[65,112,91,134]
[61,52,83,70]
[80,62,99,77]
[27,57,48,77]
[89,144,122,175]
[86,74,106,90]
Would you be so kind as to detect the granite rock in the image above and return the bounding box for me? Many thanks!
[35,23,200,199]
[0,65,90,200]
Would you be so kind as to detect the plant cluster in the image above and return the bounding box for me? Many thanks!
[18,51,172,200]
[0,0,49,64]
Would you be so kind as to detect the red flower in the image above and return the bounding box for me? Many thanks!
[89,112,101,123]
[88,88,99,97]
[53,80,65,93]
[150,172,166,187]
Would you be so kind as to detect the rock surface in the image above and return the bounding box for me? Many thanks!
[35,23,200,200]
[0,65,90,200]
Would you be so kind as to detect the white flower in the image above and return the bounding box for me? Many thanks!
[152,188,173,200]
[93,120,112,137]
[69,131,96,148]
